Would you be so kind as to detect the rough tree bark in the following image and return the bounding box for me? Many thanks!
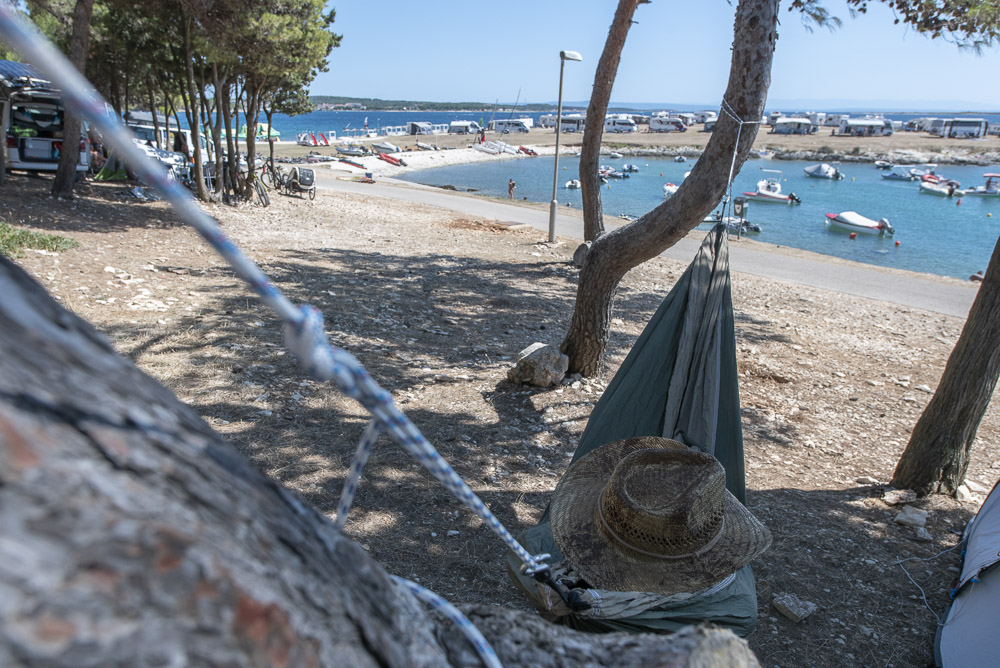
[891,236,1000,495]
[51,0,95,198]
[561,0,778,376]
[0,254,759,666]
[580,0,643,243]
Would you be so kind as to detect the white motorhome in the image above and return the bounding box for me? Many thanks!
[491,118,534,134]
[693,110,718,124]
[937,118,988,139]
[771,117,814,135]
[806,111,827,126]
[670,112,695,126]
[448,120,481,134]
[559,114,585,133]
[0,60,88,173]
[839,118,892,136]
[604,114,638,133]
[649,115,686,132]
[538,113,558,128]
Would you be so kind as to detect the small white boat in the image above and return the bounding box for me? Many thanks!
[486,140,519,155]
[674,155,686,163]
[415,141,436,151]
[565,179,581,189]
[881,165,916,181]
[622,164,639,172]
[472,143,499,155]
[663,182,679,198]
[608,152,623,159]
[372,141,400,153]
[825,211,894,235]
[804,162,845,180]
[874,160,892,169]
[919,180,965,197]
[743,169,801,203]
[703,212,762,234]
[336,145,366,156]
[964,173,1000,197]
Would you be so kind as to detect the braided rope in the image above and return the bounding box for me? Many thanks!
[393,576,502,668]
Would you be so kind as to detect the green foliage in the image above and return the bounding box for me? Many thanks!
[0,222,78,257]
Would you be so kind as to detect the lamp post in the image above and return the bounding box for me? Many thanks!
[548,50,582,243]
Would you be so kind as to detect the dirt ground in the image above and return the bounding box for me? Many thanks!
[6,172,1000,668]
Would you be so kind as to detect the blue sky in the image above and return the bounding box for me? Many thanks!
[313,1,1000,111]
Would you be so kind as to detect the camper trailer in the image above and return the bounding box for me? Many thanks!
[448,120,481,135]
[649,113,686,133]
[559,114,586,133]
[772,117,814,135]
[604,114,638,133]
[0,60,89,173]
[693,110,718,124]
[406,121,434,135]
[491,118,533,134]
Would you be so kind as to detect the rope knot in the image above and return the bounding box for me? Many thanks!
[283,304,337,382]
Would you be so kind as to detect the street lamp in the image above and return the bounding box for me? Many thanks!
[548,49,582,243]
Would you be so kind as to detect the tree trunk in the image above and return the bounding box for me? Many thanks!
[148,87,161,148]
[51,0,95,198]
[0,255,758,667]
[891,237,1000,495]
[580,0,641,242]
[561,0,777,376]
[181,15,207,202]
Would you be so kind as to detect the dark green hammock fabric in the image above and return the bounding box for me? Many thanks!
[508,225,759,636]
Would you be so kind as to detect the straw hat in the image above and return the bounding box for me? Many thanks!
[549,436,771,596]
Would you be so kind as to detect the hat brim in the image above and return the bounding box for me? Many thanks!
[549,437,771,596]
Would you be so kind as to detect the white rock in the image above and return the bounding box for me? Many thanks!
[856,476,880,485]
[772,592,818,623]
[507,342,569,387]
[965,480,989,494]
[955,485,975,503]
[915,384,934,394]
[883,489,916,505]
[894,506,928,528]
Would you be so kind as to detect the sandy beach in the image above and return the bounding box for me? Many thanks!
[4,148,999,666]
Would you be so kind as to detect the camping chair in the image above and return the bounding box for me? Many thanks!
[507,225,760,636]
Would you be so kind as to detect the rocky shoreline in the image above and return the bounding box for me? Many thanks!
[610,144,1000,166]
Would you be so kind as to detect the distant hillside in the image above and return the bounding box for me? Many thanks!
[309,96,558,112]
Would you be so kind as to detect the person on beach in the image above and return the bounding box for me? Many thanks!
[508,179,516,199]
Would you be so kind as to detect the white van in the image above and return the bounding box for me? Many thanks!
[604,115,637,133]
[1,60,88,173]
[649,116,686,133]
[448,120,481,135]
[492,118,533,134]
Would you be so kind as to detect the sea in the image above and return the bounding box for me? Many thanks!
[396,155,1000,281]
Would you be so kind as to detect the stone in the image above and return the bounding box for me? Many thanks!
[965,480,989,494]
[883,489,917,505]
[856,476,880,485]
[772,592,818,623]
[915,384,934,394]
[507,342,569,388]
[894,506,928,528]
[955,485,975,503]
[913,527,932,542]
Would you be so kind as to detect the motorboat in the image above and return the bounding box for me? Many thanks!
[565,179,581,189]
[377,152,406,167]
[336,144,366,156]
[622,163,639,172]
[600,165,628,179]
[372,141,400,153]
[804,162,845,180]
[472,143,499,155]
[674,155,686,163]
[663,183,679,198]
[881,165,917,181]
[743,169,801,203]
[919,179,965,197]
[825,211,894,235]
[415,141,436,151]
[964,173,1000,197]
[608,152,623,159]
[485,140,518,155]
[518,146,538,156]
[703,211,761,234]
[909,163,938,179]
[874,160,892,169]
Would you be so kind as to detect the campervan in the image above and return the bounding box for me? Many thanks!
[649,115,686,133]
[406,121,434,135]
[605,114,637,133]
[492,118,533,134]
[0,60,89,173]
[448,120,481,135]
[559,114,585,133]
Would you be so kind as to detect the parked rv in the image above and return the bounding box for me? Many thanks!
[559,114,585,133]
[0,60,88,173]
[448,120,481,135]
[491,118,533,134]
[649,116,686,133]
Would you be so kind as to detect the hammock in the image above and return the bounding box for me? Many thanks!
[508,225,759,636]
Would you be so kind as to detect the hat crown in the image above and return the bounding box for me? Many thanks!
[599,449,726,558]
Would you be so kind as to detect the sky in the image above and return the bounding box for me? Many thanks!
[312,1,1000,111]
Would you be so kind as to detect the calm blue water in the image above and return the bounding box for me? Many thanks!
[398,156,1000,280]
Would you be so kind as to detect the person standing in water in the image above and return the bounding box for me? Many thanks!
[508,179,516,199]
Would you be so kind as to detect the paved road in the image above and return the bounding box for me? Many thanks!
[317,172,978,319]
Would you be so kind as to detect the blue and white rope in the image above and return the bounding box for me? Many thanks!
[718,98,761,225]
[392,576,502,668]
[0,8,550,665]
[335,419,380,531]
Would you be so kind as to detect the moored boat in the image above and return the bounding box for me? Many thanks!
[622,163,639,172]
[881,165,917,181]
[874,160,892,169]
[372,141,400,153]
[336,145,366,156]
[663,183,679,198]
[565,179,581,189]
[472,143,499,155]
[963,173,1000,197]
[674,155,686,163]
[743,169,801,203]
[804,162,845,180]
[919,180,964,197]
[415,141,436,151]
[825,211,894,235]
